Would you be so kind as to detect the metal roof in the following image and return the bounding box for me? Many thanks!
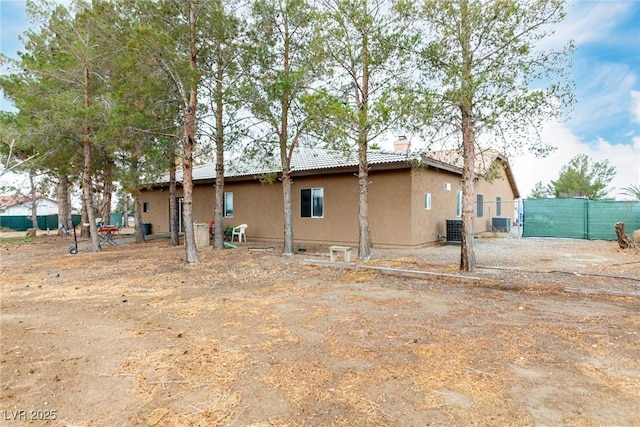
[156,145,518,198]
[173,146,418,183]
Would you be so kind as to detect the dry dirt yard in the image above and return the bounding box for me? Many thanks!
[1,232,639,426]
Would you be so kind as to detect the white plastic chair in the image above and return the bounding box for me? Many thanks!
[231,224,247,242]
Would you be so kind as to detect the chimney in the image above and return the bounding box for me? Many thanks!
[393,135,411,152]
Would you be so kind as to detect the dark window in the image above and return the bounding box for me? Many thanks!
[301,188,323,218]
[477,194,484,218]
[143,202,149,213]
[301,189,311,217]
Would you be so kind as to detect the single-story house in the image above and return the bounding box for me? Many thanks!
[140,145,520,248]
[0,195,59,216]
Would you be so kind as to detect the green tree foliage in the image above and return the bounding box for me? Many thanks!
[199,0,244,250]
[619,184,640,200]
[1,0,126,251]
[548,154,616,200]
[404,0,574,272]
[1,0,581,265]
[241,0,326,256]
[108,0,182,243]
[529,181,551,198]
[127,0,229,264]
[316,0,420,261]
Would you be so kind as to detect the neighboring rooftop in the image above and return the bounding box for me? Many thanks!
[0,194,56,209]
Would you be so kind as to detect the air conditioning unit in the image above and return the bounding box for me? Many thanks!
[491,217,511,232]
[445,219,463,243]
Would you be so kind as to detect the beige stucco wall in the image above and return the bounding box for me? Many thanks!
[473,163,518,232]
[411,168,462,245]
[140,160,518,248]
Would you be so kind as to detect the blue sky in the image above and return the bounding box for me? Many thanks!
[561,1,639,144]
[509,0,640,200]
[1,0,639,198]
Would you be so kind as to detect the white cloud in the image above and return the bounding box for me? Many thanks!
[543,1,634,48]
[570,63,636,127]
[510,120,640,200]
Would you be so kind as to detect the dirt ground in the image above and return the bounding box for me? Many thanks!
[1,231,639,426]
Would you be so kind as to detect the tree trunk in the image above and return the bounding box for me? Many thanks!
[182,0,200,265]
[57,173,71,235]
[213,46,225,250]
[615,222,636,249]
[122,193,129,229]
[460,127,476,272]
[81,202,89,238]
[29,170,39,230]
[357,139,371,261]
[100,159,114,226]
[357,14,371,262]
[278,16,296,257]
[82,138,100,251]
[129,157,146,243]
[213,149,224,250]
[169,149,179,246]
[133,192,145,243]
[82,65,100,252]
[459,0,476,272]
[282,169,294,256]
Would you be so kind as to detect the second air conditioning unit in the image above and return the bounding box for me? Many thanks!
[491,217,511,232]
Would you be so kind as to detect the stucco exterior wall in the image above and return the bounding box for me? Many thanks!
[141,169,415,247]
[139,189,173,235]
[410,168,462,245]
[473,163,518,232]
[140,160,518,248]
[367,170,413,247]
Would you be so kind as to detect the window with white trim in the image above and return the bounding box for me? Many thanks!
[424,193,432,210]
[301,188,324,218]
[477,194,484,218]
[223,192,233,217]
[456,190,463,217]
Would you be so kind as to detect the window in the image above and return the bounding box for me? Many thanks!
[444,182,451,191]
[496,197,502,216]
[456,190,463,217]
[424,193,432,210]
[223,192,233,217]
[143,202,149,213]
[477,194,484,218]
[301,188,324,218]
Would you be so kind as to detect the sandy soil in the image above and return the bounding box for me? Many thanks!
[1,232,639,426]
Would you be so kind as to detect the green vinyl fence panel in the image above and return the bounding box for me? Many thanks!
[587,201,640,240]
[522,199,640,240]
[1,214,83,232]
